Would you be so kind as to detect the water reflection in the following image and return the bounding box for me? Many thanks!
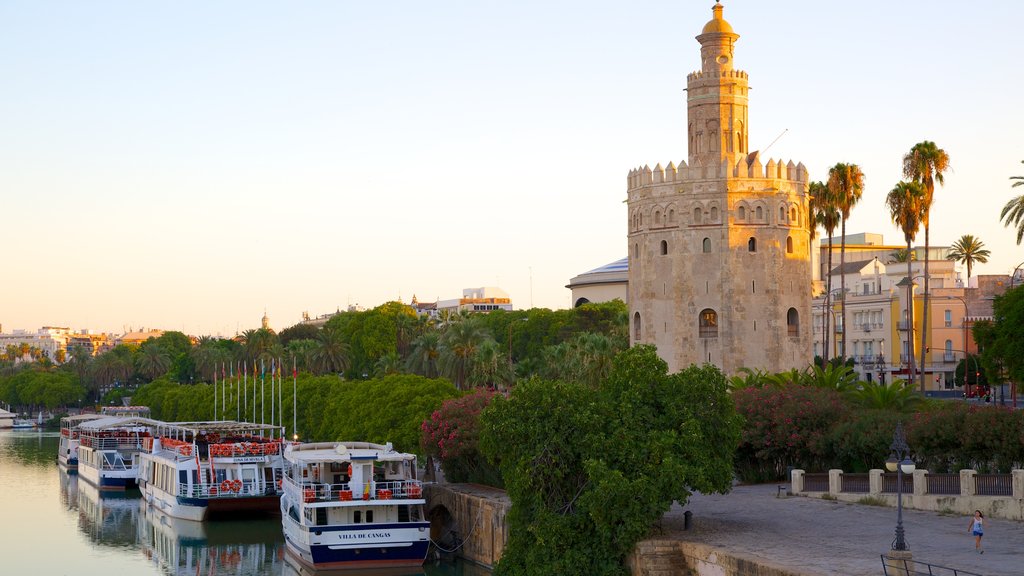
[0,429,55,467]
[60,465,79,511]
[77,476,141,547]
[138,504,285,576]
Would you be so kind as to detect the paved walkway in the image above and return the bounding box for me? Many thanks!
[661,484,1023,575]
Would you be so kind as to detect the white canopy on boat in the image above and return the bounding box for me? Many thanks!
[152,420,284,435]
[284,442,415,464]
[61,414,105,424]
[77,416,160,431]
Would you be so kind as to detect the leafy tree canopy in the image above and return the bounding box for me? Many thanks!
[480,346,740,576]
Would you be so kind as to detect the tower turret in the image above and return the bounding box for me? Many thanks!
[687,1,749,168]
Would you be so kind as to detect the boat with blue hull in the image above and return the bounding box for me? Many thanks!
[58,414,104,473]
[280,441,429,571]
[138,420,285,522]
[77,415,154,491]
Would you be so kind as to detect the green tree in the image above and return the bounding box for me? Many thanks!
[886,180,926,390]
[406,332,441,378]
[373,351,403,378]
[827,162,865,359]
[136,344,172,380]
[439,318,491,390]
[887,248,917,263]
[946,234,990,282]
[312,325,350,375]
[812,180,840,360]
[480,346,740,576]
[278,323,320,347]
[903,141,951,392]
[974,287,1024,388]
[1000,161,1024,245]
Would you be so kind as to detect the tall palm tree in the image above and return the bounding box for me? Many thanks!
[903,141,950,391]
[827,163,865,359]
[136,344,171,380]
[439,318,490,390]
[467,339,512,389]
[1002,194,1024,245]
[312,325,350,375]
[1001,161,1024,245]
[887,249,916,264]
[406,332,441,378]
[946,234,991,282]
[811,180,840,361]
[886,180,926,391]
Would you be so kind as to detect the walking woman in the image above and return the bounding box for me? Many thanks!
[968,510,984,553]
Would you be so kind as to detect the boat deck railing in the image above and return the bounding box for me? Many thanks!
[176,480,282,499]
[288,478,423,503]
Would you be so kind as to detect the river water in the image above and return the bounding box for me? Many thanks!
[0,431,490,576]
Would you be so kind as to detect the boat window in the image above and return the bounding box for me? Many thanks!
[216,469,227,483]
[353,511,362,524]
[315,507,327,526]
[366,510,374,523]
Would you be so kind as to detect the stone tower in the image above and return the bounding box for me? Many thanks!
[626,2,812,375]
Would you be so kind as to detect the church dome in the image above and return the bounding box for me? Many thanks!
[701,3,734,35]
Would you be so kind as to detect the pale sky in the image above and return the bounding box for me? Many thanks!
[2,1,1022,336]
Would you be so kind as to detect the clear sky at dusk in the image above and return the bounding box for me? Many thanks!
[2,1,1022,336]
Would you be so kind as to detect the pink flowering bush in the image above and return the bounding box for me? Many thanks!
[420,388,502,485]
[733,385,849,482]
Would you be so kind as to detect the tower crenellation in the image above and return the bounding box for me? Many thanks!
[626,1,811,375]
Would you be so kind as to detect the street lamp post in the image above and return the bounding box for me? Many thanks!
[886,421,915,552]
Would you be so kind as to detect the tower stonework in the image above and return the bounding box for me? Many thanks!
[626,2,812,375]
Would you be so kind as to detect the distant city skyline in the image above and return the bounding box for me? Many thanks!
[2,1,1022,335]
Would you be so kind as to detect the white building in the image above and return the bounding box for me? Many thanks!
[0,327,73,362]
[435,287,513,315]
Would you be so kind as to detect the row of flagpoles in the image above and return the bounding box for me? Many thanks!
[211,357,298,440]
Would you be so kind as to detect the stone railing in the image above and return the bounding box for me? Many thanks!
[791,468,1024,521]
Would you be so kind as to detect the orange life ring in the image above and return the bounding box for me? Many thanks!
[179,445,192,457]
[220,480,231,493]
[232,479,242,492]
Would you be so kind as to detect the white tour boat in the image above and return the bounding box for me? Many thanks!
[77,415,154,491]
[57,414,104,473]
[280,441,429,571]
[138,420,285,521]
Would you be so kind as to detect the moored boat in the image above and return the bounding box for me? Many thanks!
[58,414,104,473]
[138,420,285,521]
[77,415,154,491]
[280,441,429,571]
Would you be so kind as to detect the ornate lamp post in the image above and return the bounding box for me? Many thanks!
[886,422,915,551]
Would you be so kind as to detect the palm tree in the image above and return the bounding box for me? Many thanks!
[887,249,916,264]
[439,318,490,390]
[812,180,840,360]
[1000,161,1024,245]
[903,141,951,391]
[136,344,171,380]
[886,180,926,391]
[373,352,403,378]
[467,339,513,389]
[946,234,991,282]
[311,325,350,375]
[827,163,865,359]
[286,338,318,373]
[406,332,441,378]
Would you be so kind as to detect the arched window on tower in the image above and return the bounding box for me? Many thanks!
[702,238,711,253]
[633,243,639,259]
[699,309,718,338]
[633,312,642,341]
[786,236,794,254]
[791,207,797,222]
[694,207,703,224]
[669,209,676,224]
[738,206,746,220]
[710,207,719,221]
[660,240,668,255]
[755,206,763,220]
[780,206,785,221]
[787,308,799,337]
[747,237,757,252]
[655,210,661,225]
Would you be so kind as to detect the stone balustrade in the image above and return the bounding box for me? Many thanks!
[791,468,1024,521]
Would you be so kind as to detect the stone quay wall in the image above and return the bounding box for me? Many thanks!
[791,468,1024,521]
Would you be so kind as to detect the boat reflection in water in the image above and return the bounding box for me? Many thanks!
[59,467,80,512]
[138,502,286,575]
[281,549,494,576]
[76,474,141,547]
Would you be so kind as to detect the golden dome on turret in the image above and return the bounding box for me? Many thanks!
[701,2,734,35]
